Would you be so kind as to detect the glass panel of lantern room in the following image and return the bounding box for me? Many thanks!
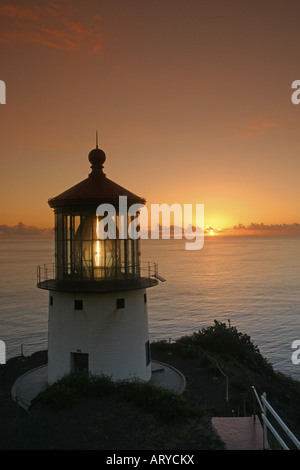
[73,214,83,278]
[101,214,120,279]
[127,215,138,277]
[117,214,126,276]
[63,215,68,276]
[115,214,122,277]
[66,215,72,275]
[118,238,123,274]
[135,238,140,277]
[118,239,123,276]
[79,215,94,279]
[71,215,80,277]
[127,238,133,276]
[55,213,64,280]
[125,215,130,276]
[94,216,105,279]
[131,238,136,275]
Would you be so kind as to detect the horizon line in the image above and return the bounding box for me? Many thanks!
[1,222,300,239]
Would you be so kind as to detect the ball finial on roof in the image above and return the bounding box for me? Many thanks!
[88,131,106,171]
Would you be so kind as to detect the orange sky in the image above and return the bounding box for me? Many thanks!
[0,0,300,236]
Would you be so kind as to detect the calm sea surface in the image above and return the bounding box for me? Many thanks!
[0,236,299,379]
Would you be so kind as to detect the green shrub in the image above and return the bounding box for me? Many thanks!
[117,379,193,422]
[37,381,79,409]
[177,320,273,373]
[36,370,195,422]
[36,371,117,409]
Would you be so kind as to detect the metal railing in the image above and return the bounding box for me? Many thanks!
[6,339,48,360]
[250,386,300,450]
[37,263,55,284]
[37,261,159,284]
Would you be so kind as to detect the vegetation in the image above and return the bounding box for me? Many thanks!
[176,320,274,373]
[36,370,200,424]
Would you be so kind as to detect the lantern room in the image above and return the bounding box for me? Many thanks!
[38,142,158,292]
[53,204,141,282]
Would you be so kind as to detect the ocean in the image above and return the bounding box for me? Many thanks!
[0,235,299,380]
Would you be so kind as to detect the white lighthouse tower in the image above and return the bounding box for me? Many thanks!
[37,141,158,385]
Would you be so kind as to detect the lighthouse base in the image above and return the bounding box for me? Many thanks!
[47,288,151,385]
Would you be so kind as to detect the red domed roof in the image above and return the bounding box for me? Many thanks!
[48,146,145,210]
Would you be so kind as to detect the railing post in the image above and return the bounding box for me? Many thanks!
[225,376,229,403]
[253,392,256,421]
[263,392,268,450]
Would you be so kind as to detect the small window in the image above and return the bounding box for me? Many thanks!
[116,298,125,309]
[144,293,147,303]
[74,299,83,310]
[49,296,53,306]
[145,341,150,366]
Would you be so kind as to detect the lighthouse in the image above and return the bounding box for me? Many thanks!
[37,140,159,385]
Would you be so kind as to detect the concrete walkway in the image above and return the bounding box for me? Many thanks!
[11,360,186,412]
[11,365,48,412]
[150,360,186,394]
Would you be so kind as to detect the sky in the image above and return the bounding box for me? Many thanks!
[0,0,300,236]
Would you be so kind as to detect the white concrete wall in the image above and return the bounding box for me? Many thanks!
[47,289,150,384]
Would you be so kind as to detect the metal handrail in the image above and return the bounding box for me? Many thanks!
[250,386,300,450]
[37,260,158,283]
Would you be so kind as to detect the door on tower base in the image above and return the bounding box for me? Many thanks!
[71,352,89,372]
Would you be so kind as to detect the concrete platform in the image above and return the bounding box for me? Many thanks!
[11,365,48,412]
[11,360,186,412]
[212,416,264,450]
[149,360,186,394]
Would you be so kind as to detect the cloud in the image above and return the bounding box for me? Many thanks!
[231,121,277,140]
[64,20,85,35]
[249,121,275,131]
[0,222,53,238]
[0,4,38,21]
[0,221,299,238]
[233,222,300,235]
[0,30,78,51]
[0,2,103,53]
